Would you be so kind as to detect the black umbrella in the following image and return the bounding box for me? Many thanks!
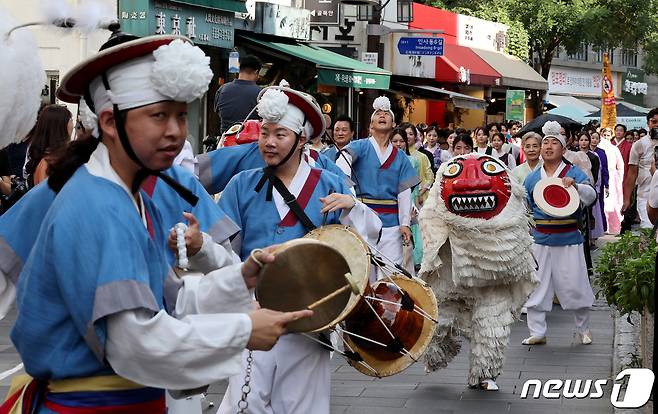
[516,113,583,137]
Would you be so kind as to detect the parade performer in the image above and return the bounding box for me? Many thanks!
[418,152,537,390]
[4,30,310,413]
[216,86,381,414]
[197,135,349,194]
[336,96,419,276]
[599,127,625,234]
[523,121,597,346]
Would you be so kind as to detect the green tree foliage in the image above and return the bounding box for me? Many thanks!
[425,0,658,76]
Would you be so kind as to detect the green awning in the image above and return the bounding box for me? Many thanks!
[170,0,247,13]
[241,36,391,90]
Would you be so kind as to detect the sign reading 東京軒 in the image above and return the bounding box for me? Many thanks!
[118,0,235,49]
[397,37,444,56]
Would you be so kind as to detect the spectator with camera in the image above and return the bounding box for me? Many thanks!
[623,108,658,228]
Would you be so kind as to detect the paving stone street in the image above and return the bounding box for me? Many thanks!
[0,242,631,414]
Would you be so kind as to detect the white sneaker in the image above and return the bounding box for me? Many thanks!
[579,330,593,345]
[522,336,547,345]
[479,378,499,391]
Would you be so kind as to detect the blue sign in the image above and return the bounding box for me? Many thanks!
[397,37,444,56]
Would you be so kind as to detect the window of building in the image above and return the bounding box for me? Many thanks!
[568,43,588,61]
[621,48,638,67]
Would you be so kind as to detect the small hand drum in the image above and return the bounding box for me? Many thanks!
[255,238,359,333]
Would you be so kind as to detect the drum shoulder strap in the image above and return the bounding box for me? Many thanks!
[271,175,317,232]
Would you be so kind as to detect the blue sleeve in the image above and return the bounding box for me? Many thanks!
[197,144,258,194]
[0,183,55,282]
[571,166,592,186]
[398,153,420,193]
[599,152,609,188]
[317,153,353,187]
[217,174,243,232]
[52,203,162,350]
[164,166,241,243]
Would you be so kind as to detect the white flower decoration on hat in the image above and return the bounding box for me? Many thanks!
[541,120,565,147]
[151,39,213,103]
[373,96,391,112]
[257,89,289,123]
[78,99,99,138]
[541,121,561,137]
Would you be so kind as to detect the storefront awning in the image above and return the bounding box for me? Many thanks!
[471,48,548,91]
[241,36,391,90]
[435,44,501,86]
[393,82,487,110]
[170,0,247,13]
[546,94,599,113]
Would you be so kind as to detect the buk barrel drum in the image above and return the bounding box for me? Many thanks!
[341,274,438,377]
[254,238,358,333]
[305,225,438,377]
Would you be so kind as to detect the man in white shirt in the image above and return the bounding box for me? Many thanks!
[623,108,658,228]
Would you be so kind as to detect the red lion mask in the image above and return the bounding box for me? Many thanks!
[440,154,511,220]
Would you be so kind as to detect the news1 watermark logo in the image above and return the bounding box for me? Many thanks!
[520,368,655,408]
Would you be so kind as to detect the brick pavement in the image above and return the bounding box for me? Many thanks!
[0,259,619,414]
[205,298,615,414]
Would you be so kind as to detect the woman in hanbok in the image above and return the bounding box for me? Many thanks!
[590,131,609,233]
[578,132,604,243]
[392,128,422,272]
[511,132,542,185]
[599,127,624,234]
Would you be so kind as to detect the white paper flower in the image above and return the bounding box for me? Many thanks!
[151,39,213,103]
[541,121,562,138]
[373,96,391,112]
[78,99,99,138]
[257,89,289,123]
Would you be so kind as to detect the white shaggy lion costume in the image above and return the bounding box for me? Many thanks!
[418,153,536,389]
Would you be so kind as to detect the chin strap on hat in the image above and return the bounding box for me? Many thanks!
[253,112,308,201]
[102,73,198,206]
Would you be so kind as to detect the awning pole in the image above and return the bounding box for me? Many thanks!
[348,87,354,120]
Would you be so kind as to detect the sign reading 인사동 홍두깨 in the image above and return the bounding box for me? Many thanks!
[505,90,524,122]
[397,37,444,56]
[118,0,235,49]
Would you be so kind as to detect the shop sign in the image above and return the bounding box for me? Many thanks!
[397,37,444,56]
[361,52,378,66]
[548,67,602,96]
[390,34,435,78]
[258,3,311,40]
[318,69,390,90]
[505,90,525,122]
[118,0,235,48]
[457,14,507,53]
[622,68,647,106]
[304,0,340,25]
[310,18,363,47]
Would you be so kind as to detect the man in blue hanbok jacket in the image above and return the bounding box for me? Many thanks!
[216,86,381,414]
[522,121,597,346]
[336,97,419,277]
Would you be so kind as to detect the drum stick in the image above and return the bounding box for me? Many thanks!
[307,285,351,310]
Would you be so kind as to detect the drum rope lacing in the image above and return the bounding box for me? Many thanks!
[237,351,254,414]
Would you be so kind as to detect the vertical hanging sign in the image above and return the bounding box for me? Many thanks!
[601,53,617,129]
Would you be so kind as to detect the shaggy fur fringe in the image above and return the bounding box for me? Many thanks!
[418,154,538,383]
